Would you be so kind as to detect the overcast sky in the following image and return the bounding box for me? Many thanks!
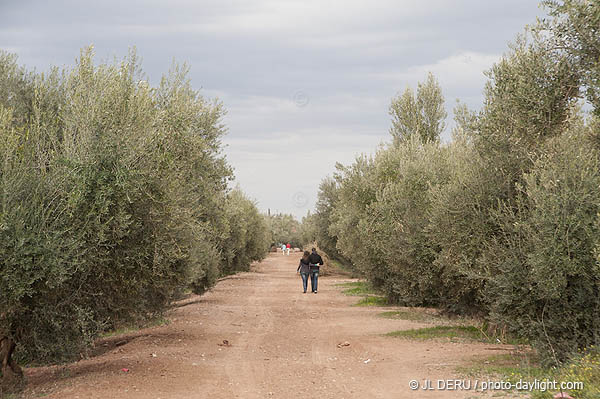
[1,0,546,219]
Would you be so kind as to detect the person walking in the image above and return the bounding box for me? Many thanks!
[308,247,324,293]
[286,243,291,256]
[297,251,311,293]
[281,243,286,255]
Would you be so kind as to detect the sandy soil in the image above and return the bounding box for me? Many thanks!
[21,253,518,399]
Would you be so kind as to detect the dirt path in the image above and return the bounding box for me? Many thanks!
[22,253,514,399]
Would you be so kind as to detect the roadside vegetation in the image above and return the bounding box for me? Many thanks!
[387,325,527,345]
[337,281,387,306]
[459,349,600,399]
[338,281,374,296]
[0,47,271,392]
[267,212,303,249]
[387,326,489,342]
[303,0,600,379]
[378,310,446,323]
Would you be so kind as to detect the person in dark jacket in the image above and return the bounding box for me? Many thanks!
[307,248,324,293]
[297,251,311,293]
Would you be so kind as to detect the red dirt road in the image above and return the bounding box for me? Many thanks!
[22,253,514,398]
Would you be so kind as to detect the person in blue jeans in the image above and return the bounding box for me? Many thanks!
[308,248,324,294]
[297,251,311,293]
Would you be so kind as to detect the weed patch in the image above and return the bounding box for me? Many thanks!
[458,348,600,399]
[354,296,388,307]
[337,281,377,296]
[378,309,442,322]
[100,317,170,338]
[387,325,484,340]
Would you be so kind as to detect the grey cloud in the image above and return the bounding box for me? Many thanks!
[0,0,546,218]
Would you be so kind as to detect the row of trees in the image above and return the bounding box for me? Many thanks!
[267,213,303,249]
[0,47,270,384]
[304,0,600,364]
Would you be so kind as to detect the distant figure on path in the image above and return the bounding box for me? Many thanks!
[308,247,324,293]
[297,251,311,293]
[286,243,291,256]
[281,243,286,255]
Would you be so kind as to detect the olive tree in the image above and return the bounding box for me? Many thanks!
[542,0,600,115]
[485,124,600,364]
[0,48,268,388]
[389,72,446,144]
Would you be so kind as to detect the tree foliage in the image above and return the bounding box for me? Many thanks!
[389,72,447,144]
[267,213,302,248]
[0,47,269,384]
[308,9,600,364]
[299,177,348,262]
[542,0,600,115]
[485,125,600,364]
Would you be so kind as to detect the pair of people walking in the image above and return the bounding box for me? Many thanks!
[297,248,323,293]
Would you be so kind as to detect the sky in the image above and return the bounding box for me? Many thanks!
[0,0,546,219]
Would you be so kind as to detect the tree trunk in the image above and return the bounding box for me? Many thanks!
[0,336,22,380]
